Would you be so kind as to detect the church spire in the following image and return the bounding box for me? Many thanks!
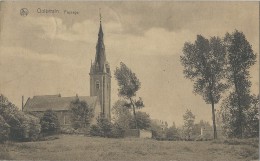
[92,9,107,73]
[98,8,103,38]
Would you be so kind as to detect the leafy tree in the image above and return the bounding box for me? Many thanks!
[150,121,164,139]
[114,62,144,129]
[133,111,151,130]
[0,94,41,141]
[97,114,112,137]
[40,109,60,134]
[112,100,133,130]
[70,98,94,129]
[220,94,259,138]
[180,35,227,139]
[0,115,10,143]
[166,122,180,140]
[183,109,195,140]
[223,30,257,138]
[90,114,113,137]
[244,94,259,137]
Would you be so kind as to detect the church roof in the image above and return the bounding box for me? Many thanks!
[23,94,98,112]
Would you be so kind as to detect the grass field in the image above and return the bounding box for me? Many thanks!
[0,135,258,161]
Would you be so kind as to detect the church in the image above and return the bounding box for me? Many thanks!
[23,17,111,127]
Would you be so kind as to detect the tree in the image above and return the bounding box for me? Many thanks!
[193,120,211,136]
[112,100,150,130]
[0,94,41,141]
[40,109,60,134]
[244,94,259,137]
[0,115,10,143]
[183,109,195,140]
[133,111,151,130]
[180,35,228,139]
[114,62,144,129]
[223,30,257,138]
[112,100,133,130]
[166,122,180,140]
[220,94,259,138]
[70,98,94,129]
[89,114,113,137]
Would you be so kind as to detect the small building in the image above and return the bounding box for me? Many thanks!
[23,94,101,127]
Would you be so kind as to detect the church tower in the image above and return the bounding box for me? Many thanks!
[89,13,111,119]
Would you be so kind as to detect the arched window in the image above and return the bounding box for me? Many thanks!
[96,80,100,89]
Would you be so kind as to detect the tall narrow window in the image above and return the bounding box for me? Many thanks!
[96,80,100,89]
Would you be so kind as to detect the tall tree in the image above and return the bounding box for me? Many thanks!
[183,109,195,140]
[114,62,144,129]
[180,35,227,139]
[224,30,256,138]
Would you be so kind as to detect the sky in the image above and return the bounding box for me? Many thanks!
[0,1,259,126]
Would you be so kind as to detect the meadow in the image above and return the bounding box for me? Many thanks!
[0,135,258,161]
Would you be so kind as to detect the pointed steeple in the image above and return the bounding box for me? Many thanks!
[93,9,107,73]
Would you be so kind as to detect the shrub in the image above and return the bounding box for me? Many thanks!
[0,115,10,143]
[111,123,125,138]
[89,125,101,136]
[70,99,94,129]
[96,114,112,137]
[0,94,41,141]
[40,109,60,135]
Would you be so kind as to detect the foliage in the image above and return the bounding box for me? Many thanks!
[70,98,94,129]
[40,109,60,134]
[183,109,195,140]
[112,100,133,130]
[180,35,227,139]
[193,120,211,136]
[150,121,164,139]
[90,114,125,138]
[112,100,151,131]
[0,94,41,141]
[134,111,151,130]
[89,114,113,137]
[222,30,257,138]
[0,115,10,143]
[166,122,181,140]
[114,62,144,129]
[110,123,125,138]
[89,124,101,136]
[219,94,259,138]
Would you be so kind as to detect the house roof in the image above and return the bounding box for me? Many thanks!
[23,94,98,112]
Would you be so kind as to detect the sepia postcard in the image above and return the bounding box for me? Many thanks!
[0,1,259,161]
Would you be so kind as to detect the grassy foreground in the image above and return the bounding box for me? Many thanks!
[0,135,258,161]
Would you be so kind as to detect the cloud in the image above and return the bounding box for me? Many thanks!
[0,46,64,62]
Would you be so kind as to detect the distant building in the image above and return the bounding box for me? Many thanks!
[23,15,111,127]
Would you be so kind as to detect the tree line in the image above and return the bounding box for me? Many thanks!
[180,30,258,139]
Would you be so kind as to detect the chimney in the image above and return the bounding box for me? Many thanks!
[22,96,24,111]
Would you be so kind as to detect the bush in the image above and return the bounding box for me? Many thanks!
[89,125,101,136]
[111,123,125,138]
[7,112,41,141]
[90,114,125,138]
[0,116,10,143]
[0,94,41,141]
[40,109,60,135]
